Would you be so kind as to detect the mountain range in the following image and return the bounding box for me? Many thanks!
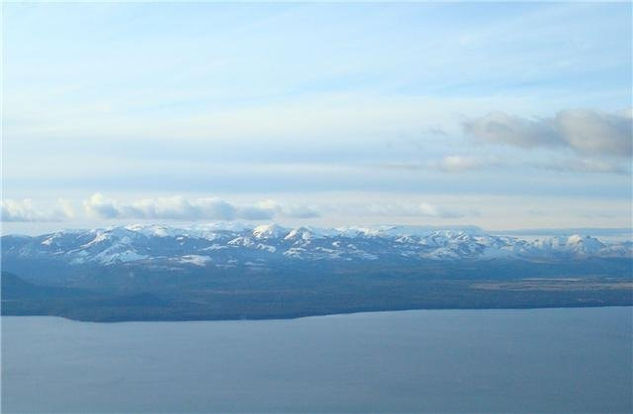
[2,224,631,321]
[2,224,631,269]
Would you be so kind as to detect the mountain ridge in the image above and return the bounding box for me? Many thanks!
[2,224,632,322]
[2,224,631,268]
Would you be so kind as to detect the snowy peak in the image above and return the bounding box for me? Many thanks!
[2,225,631,267]
[252,224,286,239]
[284,226,316,242]
[564,234,605,255]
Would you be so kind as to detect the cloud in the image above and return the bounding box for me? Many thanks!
[379,152,627,176]
[377,155,503,173]
[435,155,502,173]
[360,202,467,219]
[465,112,562,148]
[417,202,463,218]
[464,109,632,157]
[1,199,74,222]
[254,200,320,219]
[535,158,629,175]
[83,194,320,221]
[377,156,501,173]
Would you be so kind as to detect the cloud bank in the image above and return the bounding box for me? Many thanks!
[465,109,632,158]
[348,202,469,219]
[2,194,473,224]
[1,199,74,222]
[83,194,320,221]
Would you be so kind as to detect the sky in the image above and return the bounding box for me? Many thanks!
[2,1,632,234]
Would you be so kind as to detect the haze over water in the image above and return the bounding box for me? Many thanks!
[2,307,632,413]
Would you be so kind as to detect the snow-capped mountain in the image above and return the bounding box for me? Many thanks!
[2,224,631,268]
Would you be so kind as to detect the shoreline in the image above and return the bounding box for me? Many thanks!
[3,302,632,324]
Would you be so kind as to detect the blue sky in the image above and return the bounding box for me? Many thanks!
[2,2,632,233]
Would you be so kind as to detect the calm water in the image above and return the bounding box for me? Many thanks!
[2,307,632,413]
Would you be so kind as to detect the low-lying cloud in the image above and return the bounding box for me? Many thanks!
[1,199,74,222]
[435,155,502,173]
[535,158,629,175]
[2,194,469,223]
[356,202,469,219]
[464,109,632,158]
[83,194,320,221]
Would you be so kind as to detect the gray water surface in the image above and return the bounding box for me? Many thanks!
[2,307,632,413]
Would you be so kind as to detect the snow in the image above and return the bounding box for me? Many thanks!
[5,224,632,267]
[228,236,255,247]
[178,255,212,266]
[80,232,110,248]
[94,250,149,265]
[41,236,56,246]
[252,224,286,239]
[256,244,277,253]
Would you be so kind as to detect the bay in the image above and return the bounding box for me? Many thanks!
[2,307,632,413]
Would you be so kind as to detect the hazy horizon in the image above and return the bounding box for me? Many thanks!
[2,220,633,238]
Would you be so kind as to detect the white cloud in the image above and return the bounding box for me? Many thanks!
[377,156,501,173]
[82,193,320,221]
[417,202,463,218]
[358,202,467,219]
[382,153,627,175]
[435,155,501,173]
[535,158,629,175]
[464,109,632,157]
[1,199,74,222]
[253,200,320,219]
